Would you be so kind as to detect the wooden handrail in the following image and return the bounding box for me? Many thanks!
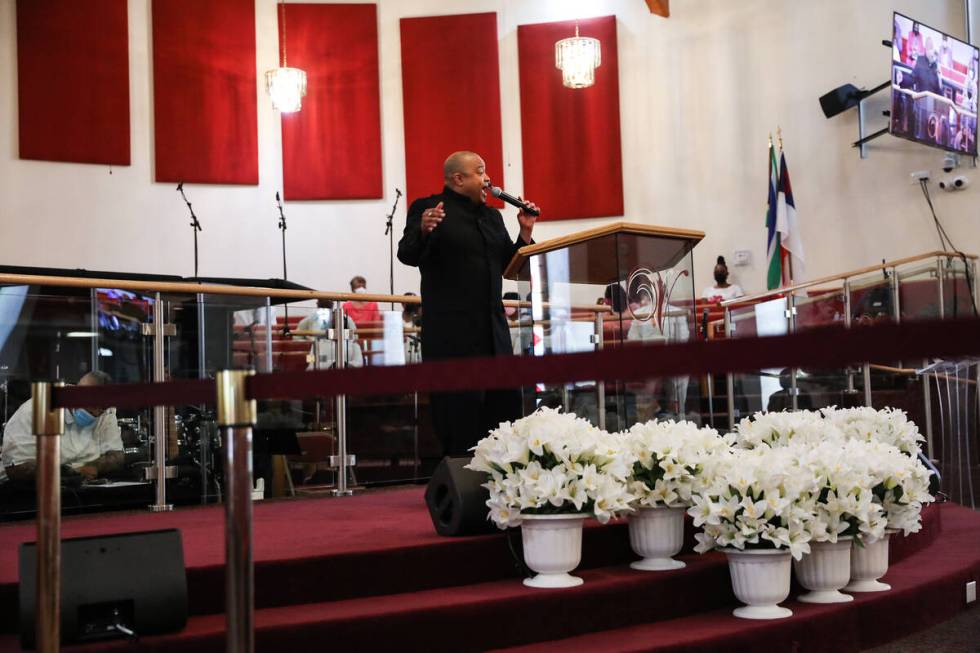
[0,272,612,314]
[722,251,976,307]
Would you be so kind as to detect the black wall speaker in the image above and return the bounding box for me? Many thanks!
[19,529,187,648]
[819,83,862,118]
[424,456,495,536]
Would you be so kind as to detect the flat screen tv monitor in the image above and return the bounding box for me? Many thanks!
[890,12,978,156]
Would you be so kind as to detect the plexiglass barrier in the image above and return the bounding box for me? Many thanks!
[0,283,437,519]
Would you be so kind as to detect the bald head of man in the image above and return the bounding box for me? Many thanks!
[443,151,490,204]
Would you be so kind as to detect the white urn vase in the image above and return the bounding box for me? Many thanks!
[628,506,687,571]
[520,514,587,589]
[846,530,894,592]
[793,537,854,603]
[724,549,794,619]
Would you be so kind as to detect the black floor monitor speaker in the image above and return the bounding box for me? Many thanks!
[19,529,187,648]
[425,456,496,536]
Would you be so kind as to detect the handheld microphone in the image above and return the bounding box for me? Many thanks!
[177,182,183,192]
[489,186,540,216]
[276,191,281,202]
[395,188,403,197]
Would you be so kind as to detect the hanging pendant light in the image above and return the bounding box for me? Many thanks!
[555,23,601,89]
[266,0,307,113]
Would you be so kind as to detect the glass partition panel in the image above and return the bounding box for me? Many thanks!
[897,263,942,321]
[941,256,977,319]
[726,298,788,423]
[792,287,851,410]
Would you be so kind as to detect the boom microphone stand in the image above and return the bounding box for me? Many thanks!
[383,188,403,310]
[276,191,290,336]
[177,182,203,278]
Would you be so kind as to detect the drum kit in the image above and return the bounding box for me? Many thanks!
[117,406,223,502]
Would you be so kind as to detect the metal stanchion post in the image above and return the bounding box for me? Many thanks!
[332,305,353,496]
[33,381,64,653]
[593,312,605,431]
[216,370,257,653]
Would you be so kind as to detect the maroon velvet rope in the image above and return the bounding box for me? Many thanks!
[53,318,980,410]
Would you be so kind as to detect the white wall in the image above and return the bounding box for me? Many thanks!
[0,0,977,298]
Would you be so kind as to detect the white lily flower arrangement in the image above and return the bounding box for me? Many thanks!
[733,409,840,450]
[858,439,935,535]
[820,406,925,455]
[467,407,636,529]
[687,447,818,560]
[788,439,888,543]
[623,420,734,509]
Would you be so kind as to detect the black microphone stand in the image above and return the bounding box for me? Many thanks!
[276,192,290,336]
[384,188,403,310]
[177,182,203,278]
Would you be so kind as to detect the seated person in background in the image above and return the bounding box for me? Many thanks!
[401,293,422,364]
[503,291,523,355]
[702,256,744,302]
[1,371,123,482]
[341,276,381,326]
[296,299,364,369]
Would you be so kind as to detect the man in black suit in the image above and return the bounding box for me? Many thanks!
[398,151,538,455]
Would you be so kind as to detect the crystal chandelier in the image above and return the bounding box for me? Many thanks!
[266,1,307,113]
[554,24,601,89]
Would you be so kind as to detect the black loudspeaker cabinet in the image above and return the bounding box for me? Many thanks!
[19,529,187,648]
[425,456,496,536]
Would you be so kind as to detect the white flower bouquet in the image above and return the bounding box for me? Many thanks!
[688,446,818,560]
[623,420,734,509]
[733,410,841,450]
[789,439,888,543]
[820,406,925,455]
[467,407,636,529]
[858,439,935,535]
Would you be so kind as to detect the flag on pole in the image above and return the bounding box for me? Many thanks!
[775,150,805,285]
[764,139,782,290]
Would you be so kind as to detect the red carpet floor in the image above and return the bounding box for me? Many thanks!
[0,489,975,652]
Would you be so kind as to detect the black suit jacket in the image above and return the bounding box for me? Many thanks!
[397,187,528,361]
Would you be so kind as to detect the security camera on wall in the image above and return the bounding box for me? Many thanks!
[938,175,970,191]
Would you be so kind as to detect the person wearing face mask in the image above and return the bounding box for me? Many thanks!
[341,276,382,327]
[701,256,744,303]
[0,371,123,482]
[398,150,539,456]
[295,298,364,370]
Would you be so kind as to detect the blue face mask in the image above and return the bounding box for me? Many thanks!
[72,408,97,428]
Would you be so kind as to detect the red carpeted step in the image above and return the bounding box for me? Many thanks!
[1,505,975,653]
[0,491,945,636]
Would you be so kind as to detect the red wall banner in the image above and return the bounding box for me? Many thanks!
[517,16,624,221]
[281,3,383,200]
[152,0,258,185]
[400,13,504,206]
[16,0,130,165]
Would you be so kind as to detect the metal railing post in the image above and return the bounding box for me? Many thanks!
[216,370,257,653]
[333,305,353,496]
[844,281,855,393]
[33,381,65,653]
[724,308,735,431]
[594,312,606,431]
[788,295,798,412]
[150,292,172,512]
[863,363,873,407]
[936,257,946,319]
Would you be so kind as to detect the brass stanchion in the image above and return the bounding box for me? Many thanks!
[216,371,257,653]
[32,381,65,653]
